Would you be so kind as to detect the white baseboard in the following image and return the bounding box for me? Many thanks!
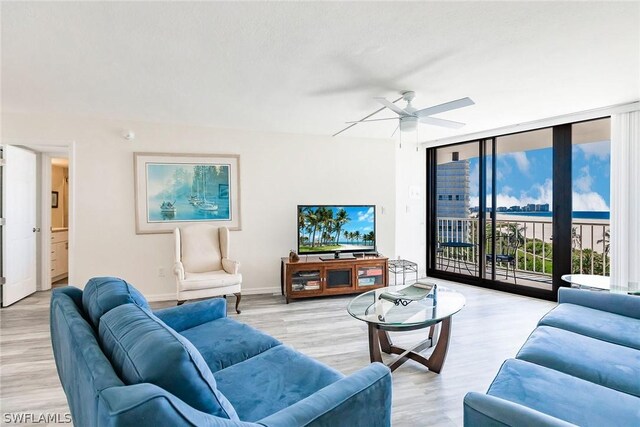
[146,293,177,302]
[241,286,281,296]
[145,287,281,302]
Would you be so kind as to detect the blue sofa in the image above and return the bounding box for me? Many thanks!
[50,277,392,426]
[464,287,640,426]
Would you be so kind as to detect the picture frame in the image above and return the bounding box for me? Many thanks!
[51,191,59,208]
[134,153,241,234]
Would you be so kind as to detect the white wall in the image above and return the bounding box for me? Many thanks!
[394,143,427,281]
[2,112,397,300]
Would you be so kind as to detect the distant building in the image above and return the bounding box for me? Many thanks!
[436,160,470,241]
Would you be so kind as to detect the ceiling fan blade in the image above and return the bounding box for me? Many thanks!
[419,116,466,129]
[415,97,475,117]
[333,95,403,137]
[374,97,411,116]
[345,117,398,124]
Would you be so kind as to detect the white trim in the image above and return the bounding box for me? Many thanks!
[421,101,640,147]
[40,153,52,291]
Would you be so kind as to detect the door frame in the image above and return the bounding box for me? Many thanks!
[3,139,75,293]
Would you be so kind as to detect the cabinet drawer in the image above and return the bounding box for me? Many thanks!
[52,231,68,244]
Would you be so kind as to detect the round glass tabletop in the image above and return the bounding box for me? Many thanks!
[347,284,466,329]
[561,274,610,290]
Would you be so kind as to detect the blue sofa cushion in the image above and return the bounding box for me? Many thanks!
[181,317,281,373]
[98,304,239,420]
[82,277,149,328]
[517,326,640,397]
[539,303,640,350]
[214,344,344,422]
[50,288,125,427]
[488,359,640,427]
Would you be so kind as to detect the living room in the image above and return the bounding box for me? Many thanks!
[1,2,639,426]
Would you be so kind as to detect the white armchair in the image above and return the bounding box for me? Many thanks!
[173,224,242,313]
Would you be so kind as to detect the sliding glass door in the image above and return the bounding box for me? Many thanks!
[429,141,480,279]
[427,119,611,299]
[489,129,553,291]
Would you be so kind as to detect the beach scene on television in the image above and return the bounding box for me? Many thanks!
[146,163,230,222]
[298,206,375,253]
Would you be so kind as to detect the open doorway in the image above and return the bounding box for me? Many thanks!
[50,157,69,288]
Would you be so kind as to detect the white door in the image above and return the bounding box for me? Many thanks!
[2,145,37,306]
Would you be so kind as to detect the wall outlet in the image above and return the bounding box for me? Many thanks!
[158,267,166,277]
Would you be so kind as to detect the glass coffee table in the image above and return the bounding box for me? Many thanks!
[347,283,465,373]
[561,274,610,291]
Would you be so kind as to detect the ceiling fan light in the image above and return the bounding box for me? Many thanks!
[400,116,418,132]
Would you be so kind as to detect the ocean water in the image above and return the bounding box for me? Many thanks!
[148,197,230,222]
[500,211,610,220]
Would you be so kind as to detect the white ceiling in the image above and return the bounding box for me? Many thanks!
[2,2,639,141]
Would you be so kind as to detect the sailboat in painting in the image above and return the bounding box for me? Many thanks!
[197,170,218,212]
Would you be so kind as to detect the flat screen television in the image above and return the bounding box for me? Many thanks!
[297,205,376,255]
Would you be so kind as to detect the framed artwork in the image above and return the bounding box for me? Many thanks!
[51,191,59,208]
[134,153,241,234]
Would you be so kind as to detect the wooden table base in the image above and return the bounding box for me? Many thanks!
[368,316,452,373]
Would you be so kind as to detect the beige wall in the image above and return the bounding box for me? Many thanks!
[51,164,68,228]
[2,112,398,300]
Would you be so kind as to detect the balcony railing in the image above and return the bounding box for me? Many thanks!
[436,217,610,283]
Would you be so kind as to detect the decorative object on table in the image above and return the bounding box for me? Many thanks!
[51,191,59,208]
[134,152,241,234]
[378,281,437,306]
[173,224,242,313]
[288,250,300,263]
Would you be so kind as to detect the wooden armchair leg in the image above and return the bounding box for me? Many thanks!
[234,292,242,314]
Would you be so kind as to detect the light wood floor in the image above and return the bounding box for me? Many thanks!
[0,279,555,426]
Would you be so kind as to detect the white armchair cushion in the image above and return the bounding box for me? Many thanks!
[179,271,243,292]
[180,225,222,273]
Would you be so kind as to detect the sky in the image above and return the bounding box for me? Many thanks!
[468,140,610,211]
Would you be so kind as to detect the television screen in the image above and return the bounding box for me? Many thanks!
[297,205,376,254]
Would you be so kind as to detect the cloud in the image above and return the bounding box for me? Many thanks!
[576,141,610,161]
[469,162,480,197]
[501,152,530,174]
[574,166,593,192]
[572,191,609,211]
[358,207,374,222]
[470,179,554,210]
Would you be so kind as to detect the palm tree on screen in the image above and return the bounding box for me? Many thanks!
[334,209,350,245]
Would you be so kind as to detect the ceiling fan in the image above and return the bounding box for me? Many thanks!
[334,91,474,137]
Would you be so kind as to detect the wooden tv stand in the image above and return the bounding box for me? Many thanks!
[280,254,388,303]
